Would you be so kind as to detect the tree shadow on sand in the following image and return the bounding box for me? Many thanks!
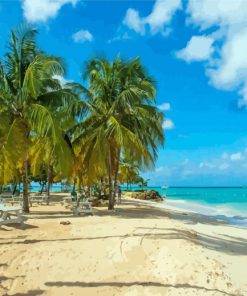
[3,290,44,296]
[45,281,238,296]
[135,226,247,255]
[0,275,41,296]
[1,226,247,256]
[98,201,226,226]
[0,223,38,231]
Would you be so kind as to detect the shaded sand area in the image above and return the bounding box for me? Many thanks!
[1,194,247,296]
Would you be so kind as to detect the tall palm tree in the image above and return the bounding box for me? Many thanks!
[73,57,164,209]
[0,25,78,212]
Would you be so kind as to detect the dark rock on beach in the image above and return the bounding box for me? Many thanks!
[126,190,164,202]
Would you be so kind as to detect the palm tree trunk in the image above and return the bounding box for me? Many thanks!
[47,164,52,198]
[72,179,76,192]
[12,183,17,195]
[113,153,120,197]
[22,160,29,213]
[40,181,46,194]
[103,177,106,196]
[78,178,82,195]
[127,169,130,190]
[99,177,103,198]
[108,150,114,210]
[40,183,43,194]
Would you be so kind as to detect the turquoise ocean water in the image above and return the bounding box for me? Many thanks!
[122,186,247,228]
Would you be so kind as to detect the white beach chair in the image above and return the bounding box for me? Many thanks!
[0,194,20,205]
[0,204,24,226]
[72,201,94,216]
[0,193,13,202]
[0,192,12,198]
[0,194,33,207]
[30,195,49,205]
[11,196,23,205]
[61,195,94,215]
[61,196,76,208]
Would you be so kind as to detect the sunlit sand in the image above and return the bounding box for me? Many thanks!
[1,193,247,296]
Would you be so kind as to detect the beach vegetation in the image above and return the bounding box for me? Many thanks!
[0,25,164,211]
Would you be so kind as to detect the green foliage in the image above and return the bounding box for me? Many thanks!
[0,26,165,211]
[0,25,77,186]
[74,57,164,178]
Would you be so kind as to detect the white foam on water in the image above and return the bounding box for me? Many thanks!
[163,199,247,228]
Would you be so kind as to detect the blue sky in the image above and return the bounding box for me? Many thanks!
[1,0,247,186]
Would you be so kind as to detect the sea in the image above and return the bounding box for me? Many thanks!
[122,186,247,228]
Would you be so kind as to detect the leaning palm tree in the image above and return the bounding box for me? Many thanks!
[73,57,164,209]
[0,25,78,212]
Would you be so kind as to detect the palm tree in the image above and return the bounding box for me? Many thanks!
[118,159,139,190]
[0,25,78,212]
[136,176,150,191]
[29,134,73,197]
[73,57,164,209]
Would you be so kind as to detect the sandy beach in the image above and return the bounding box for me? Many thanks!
[1,194,247,296]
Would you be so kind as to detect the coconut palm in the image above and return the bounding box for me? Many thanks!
[73,57,164,209]
[0,25,78,212]
[136,176,150,191]
[118,159,139,190]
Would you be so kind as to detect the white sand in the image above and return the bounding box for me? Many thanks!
[0,194,247,296]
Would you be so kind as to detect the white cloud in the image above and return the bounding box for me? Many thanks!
[53,75,72,87]
[183,0,247,107]
[209,29,247,94]
[230,152,242,161]
[197,151,243,174]
[22,0,78,23]
[158,102,171,111]
[108,32,132,44]
[123,9,145,35]
[155,166,164,173]
[162,119,174,130]
[123,0,247,107]
[199,161,215,169]
[145,0,182,33]
[187,0,247,30]
[221,152,229,159]
[72,29,93,43]
[182,169,193,176]
[146,145,247,185]
[176,35,214,62]
[154,166,172,176]
[123,0,182,35]
[219,163,229,170]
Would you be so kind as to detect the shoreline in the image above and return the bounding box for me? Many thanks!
[124,195,247,229]
[164,199,247,229]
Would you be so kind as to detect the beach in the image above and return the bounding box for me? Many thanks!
[1,194,247,296]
